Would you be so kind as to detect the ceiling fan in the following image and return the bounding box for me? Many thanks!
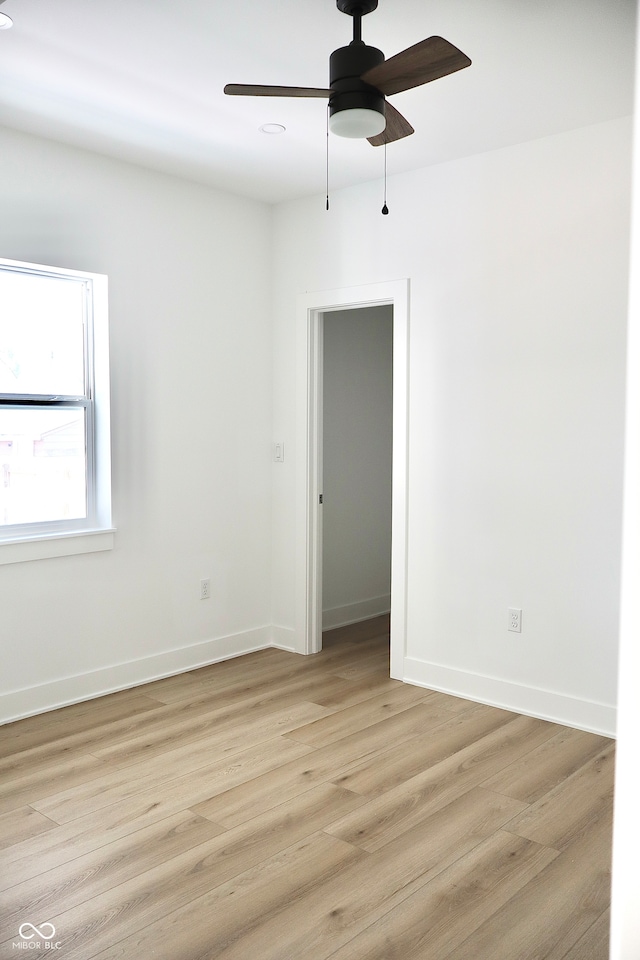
[224,0,471,145]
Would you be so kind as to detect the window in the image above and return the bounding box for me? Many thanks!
[0,257,113,564]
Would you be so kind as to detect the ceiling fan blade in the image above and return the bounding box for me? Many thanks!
[224,84,331,98]
[367,101,414,146]
[361,36,471,97]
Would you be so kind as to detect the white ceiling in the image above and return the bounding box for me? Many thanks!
[0,0,636,204]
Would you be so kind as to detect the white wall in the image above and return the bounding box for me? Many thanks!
[271,116,632,735]
[610,9,640,954]
[0,115,631,736]
[0,126,273,722]
[322,306,393,629]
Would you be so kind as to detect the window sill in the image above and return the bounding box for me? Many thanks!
[0,528,115,565]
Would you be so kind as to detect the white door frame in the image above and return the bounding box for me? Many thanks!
[295,279,410,680]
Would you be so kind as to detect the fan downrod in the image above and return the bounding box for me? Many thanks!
[336,0,378,17]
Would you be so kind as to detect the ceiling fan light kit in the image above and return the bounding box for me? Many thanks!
[328,37,386,137]
[329,107,385,138]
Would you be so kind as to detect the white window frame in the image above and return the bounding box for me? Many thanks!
[0,257,114,565]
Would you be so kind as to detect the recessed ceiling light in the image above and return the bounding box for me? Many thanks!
[259,123,286,135]
[0,11,13,29]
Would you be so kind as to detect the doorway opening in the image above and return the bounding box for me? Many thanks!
[321,305,393,657]
[295,279,409,680]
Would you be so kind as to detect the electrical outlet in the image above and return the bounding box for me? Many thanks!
[508,607,522,633]
[200,578,211,600]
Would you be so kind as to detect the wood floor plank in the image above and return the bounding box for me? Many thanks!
[192,701,445,827]
[0,675,343,777]
[284,686,440,748]
[31,734,314,825]
[321,831,559,960]
[140,648,315,703]
[0,696,203,774]
[442,808,613,960]
[140,646,385,709]
[129,671,213,703]
[0,666,343,778]
[0,811,223,943]
[91,697,332,767]
[315,631,388,661]
[325,715,559,852]
[182,645,306,684]
[0,753,110,817]
[481,725,612,803]
[0,692,163,757]
[0,796,225,891]
[561,907,610,960]
[332,700,515,797]
[503,742,615,850]
[24,703,326,811]
[331,652,391,682]
[186,787,528,960]
[309,674,416,710]
[24,779,367,954]
[0,805,56,851]
[323,615,390,646]
[84,786,525,960]
[23,832,364,960]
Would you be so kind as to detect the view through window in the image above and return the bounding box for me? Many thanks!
[0,259,109,539]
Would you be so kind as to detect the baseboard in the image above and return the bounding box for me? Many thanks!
[3,632,615,736]
[322,594,391,631]
[270,625,298,653]
[0,626,273,725]
[403,657,616,738]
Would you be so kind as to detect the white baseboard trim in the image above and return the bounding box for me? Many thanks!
[403,657,616,738]
[4,633,614,737]
[322,595,391,631]
[270,625,298,653]
[0,626,273,725]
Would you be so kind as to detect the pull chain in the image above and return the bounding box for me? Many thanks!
[381,141,389,215]
[326,105,330,211]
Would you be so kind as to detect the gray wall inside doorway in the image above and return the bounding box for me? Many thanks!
[322,305,393,630]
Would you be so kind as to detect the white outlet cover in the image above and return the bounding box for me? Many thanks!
[508,607,522,632]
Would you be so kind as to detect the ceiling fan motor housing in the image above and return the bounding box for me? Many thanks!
[329,43,385,128]
[336,0,378,16]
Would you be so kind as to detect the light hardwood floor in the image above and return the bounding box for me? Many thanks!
[0,616,614,959]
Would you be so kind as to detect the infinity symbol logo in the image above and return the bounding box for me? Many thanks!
[19,922,56,940]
